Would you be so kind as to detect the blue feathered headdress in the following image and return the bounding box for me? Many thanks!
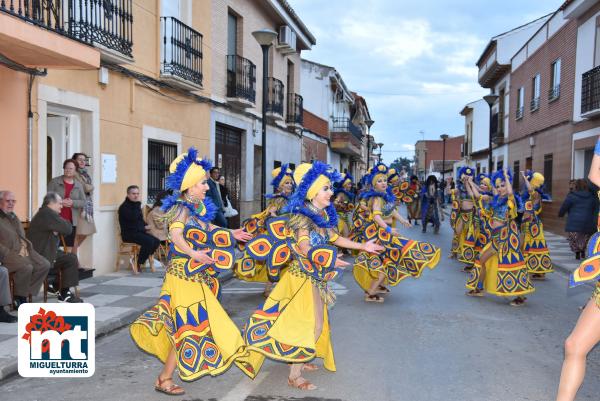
[271,163,293,192]
[366,162,390,186]
[491,169,513,186]
[165,147,212,192]
[283,161,342,228]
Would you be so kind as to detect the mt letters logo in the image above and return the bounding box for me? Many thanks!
[18,303,95,377]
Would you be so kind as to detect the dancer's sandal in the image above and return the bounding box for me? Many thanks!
[364,293,384,303]
[302,363,319,372]
[509,297,527,307]
[466,289,483,297]
[288,376,317,391]
[377,285,391,294]
[155,376,185,396]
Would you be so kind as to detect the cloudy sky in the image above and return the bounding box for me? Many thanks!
[289,0,565,163]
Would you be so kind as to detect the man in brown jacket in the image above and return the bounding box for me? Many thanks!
[27,192,83,303]
[0,191,50,308]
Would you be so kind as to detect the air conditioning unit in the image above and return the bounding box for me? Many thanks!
[277,26,297,54]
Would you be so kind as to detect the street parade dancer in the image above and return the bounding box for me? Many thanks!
[352,163,441,303]
[235,164,294,296]
[333,172,355,238]
[520,170,553,280]
[470,173,493,266]
[465,169,534,306]
[450,167,477,271]
[420,175,444,234]
[406,175,421,225]
[556,138,600,401]
[241,161,384,390]
[130,148,257,395]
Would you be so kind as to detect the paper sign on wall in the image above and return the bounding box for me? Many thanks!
[101,153,117,183]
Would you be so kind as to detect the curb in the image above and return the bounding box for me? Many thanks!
[0,270,236,382]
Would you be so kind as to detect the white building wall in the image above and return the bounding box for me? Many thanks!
[470,99,490,153]
[300,61,330,120]
[573,9,600,122]
[496,17,550,64]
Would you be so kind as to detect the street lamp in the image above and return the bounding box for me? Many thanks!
[252,28,278,210]
[483,93,499,174]
[365,118,374,171]
[440,134,449,183]
[377,142,384,163]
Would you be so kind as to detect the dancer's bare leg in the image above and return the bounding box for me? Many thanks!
[556,298,600,401]
[155,348,184,395]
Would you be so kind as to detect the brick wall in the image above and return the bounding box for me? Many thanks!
[303,109,328,139]
[509,20,577,141]
[508,123,573,234]
[302,136,328,162]
[422,136,464,168]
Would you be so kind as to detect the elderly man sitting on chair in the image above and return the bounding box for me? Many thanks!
[27,192,83,303]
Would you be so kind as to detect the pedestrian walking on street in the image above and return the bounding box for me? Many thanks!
[464,170,534,306]
[558,178,598,260]
[520,170,553,280]
[557,138,600,401]
[242,162,383,390]
[420,175,444,234]
[352,163,440,302]
[130,148,257,395]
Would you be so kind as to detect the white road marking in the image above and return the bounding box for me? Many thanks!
[219,372,269,401]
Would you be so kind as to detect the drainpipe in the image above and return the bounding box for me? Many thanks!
[27,74,35,220]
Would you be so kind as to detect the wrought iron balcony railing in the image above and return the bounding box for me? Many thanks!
[515,106,524,120]
[226,55,256,103]
[286,93,303,126]
[530,97,540,112]
[582,66,600,116]
[0,0,133,58]
[332,117,362,141]
[267,77,284,116]
[548,84,560,101]
[160,16,202,86]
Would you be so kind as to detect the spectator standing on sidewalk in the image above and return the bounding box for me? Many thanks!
[71,152,96,255]
[558,179,598,260]
[207,167,228,228]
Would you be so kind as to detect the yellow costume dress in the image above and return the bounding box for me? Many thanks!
[466,193,535,297]
[351,165,440,292]
[241,162,344,374]
[451,167,477,265]
[235,165,293,283]
[521,175,553,275]
[334,189,354,237]
[130,200,256,381]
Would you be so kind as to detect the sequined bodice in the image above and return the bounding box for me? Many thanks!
[382,201,395,218]
[309,229,330,246]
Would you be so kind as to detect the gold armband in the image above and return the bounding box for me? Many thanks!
[169,221,185,231]
[372,210,382,216]
[297,235,310,244]
[329,232,340,243]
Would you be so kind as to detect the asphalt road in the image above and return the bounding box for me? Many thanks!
[2,213,599,401]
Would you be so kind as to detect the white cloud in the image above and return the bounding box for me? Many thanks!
[401,144,415,151]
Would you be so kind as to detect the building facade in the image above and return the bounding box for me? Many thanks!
[458,99,491,174]
[210,0,316,223]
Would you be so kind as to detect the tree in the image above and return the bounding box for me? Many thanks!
[389,157,413,173]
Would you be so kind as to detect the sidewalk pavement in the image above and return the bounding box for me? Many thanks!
[0,261,234,381]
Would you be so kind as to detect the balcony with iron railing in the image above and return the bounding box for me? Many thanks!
[226,55,256,107]
[0,0,133,60]
[548,84,560,102]
[286,93,303,128]
[515,106,524,120]
[582,66,600,118]
[330,117,363,157]
[530,97,540,112]
[160,16,203,89]
[266,77,284,119]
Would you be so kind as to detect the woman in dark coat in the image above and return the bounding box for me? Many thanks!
[558,179,599,259]
[420,175,444,234]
